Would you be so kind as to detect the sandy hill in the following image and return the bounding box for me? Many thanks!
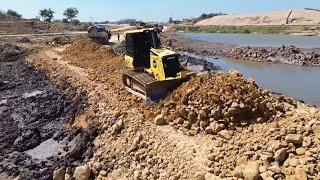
[196,9,320,26]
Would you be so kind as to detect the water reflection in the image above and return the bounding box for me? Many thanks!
[180,32,320,48]
[206,56,320,106]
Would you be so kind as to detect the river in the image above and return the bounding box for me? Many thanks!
[180,33,320,106]
[180,32,320,48]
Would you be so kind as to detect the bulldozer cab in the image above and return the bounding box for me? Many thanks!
[123,28,193,100]
[125,29,161,69]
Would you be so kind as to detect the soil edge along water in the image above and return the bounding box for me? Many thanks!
[162,33,320,106]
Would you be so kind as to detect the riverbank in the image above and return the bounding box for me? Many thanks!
[162,33,320,67]
[174,25,320,36]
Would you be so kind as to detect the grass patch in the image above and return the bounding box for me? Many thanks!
[175,26,296,35]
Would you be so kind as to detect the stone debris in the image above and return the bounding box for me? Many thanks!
[156,71,296,135]
[74,165,91,180]
[216,45,320,67]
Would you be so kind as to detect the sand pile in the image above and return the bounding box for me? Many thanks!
[196,9,320,26]
[154,71,296,135]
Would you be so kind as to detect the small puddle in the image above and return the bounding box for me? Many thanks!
[22,90,43,98]
[25,138,62,160]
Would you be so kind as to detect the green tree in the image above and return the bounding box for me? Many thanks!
[6,9,22,18]
[0,10,5,18]
[70,19,80,25]
[39,8,55,22]
[63,7,79,22]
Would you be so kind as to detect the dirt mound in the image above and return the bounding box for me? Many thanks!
[62,37,140,108]
[0,43,26,62]
[154,71,296,135]
[63,38,125,81]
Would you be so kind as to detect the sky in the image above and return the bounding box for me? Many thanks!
[0,0,319,22]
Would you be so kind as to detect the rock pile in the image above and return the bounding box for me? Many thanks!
[217,45,320,66]
[203,106,320,179]
[154,71,296,136]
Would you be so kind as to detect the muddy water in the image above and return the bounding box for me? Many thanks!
[179,33,320,106]
[214,56,320,106]
[180,32,320,48]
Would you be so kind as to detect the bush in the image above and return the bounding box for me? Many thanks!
[6,9,22,18]
[70,19,80,25]
[39,8,55,22]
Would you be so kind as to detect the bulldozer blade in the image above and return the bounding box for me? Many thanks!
[123,71,193,101]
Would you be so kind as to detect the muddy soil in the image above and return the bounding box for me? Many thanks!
[0,43,26,62]
[0,47,99,179]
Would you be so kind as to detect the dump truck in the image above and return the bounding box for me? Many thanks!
[87,25,111,45]
[123,28,194,101]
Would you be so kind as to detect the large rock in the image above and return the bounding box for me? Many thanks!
[112,119,124,134]
[287,168,308,180]
[218,130,231,140]
[312,126,320,139]
[209,122,222,135]
[242,161,260,180]
[154,114,166,125]
[236,155,248,166]
[53,167,66,180]
[285,134,303,145]
[74,165,91,180]
[274,148,287,164]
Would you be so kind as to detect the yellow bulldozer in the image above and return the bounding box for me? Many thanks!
[122,28,194,101]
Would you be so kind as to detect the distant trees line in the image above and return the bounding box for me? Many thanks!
[0,9,22,18]
[39,7,80,25]
[0,8,80,25]
[1,8,226,25]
